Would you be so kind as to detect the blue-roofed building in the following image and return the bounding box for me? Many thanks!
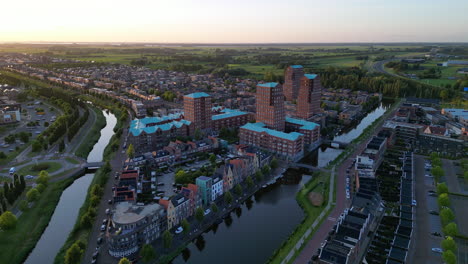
[128,115,193,154]
[211,107,253,131]
[284,65,305,101]
[285,117,321,147]
[239,122,305,161]
[297,73,322,119]
[196,176,213,206]
[185,92,211,99]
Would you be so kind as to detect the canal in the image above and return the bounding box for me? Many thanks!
[24,110,116,264]
[171,100,392,264]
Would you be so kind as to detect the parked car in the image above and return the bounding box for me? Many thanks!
[105,208,110,215]
[204,209,211,216]
[175,226,183,234]
[107,199,113,204]
[97,237,103,244]
[431,248,443,253]
[100,225,106,232]
[412,200,417,206]
[25,175,35,179]
[157,183,164,186]
[431,232,442,237]
[92,251,99,259]
[429,210,439,215]
[102,219,108,225]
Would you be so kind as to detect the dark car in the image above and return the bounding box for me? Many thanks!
[92,251,99,259]
[429,210,439,215]
[431,232,442,237]
[97,237,103,245]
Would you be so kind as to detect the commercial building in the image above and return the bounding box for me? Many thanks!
[0,104,21,124]
[256,82,286,131]
[107,202,166,258]
[184,92,212,131]
[297,74,322,119]
[283,65,304,101]
[239,122,304,161]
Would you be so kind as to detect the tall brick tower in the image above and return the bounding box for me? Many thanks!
[183,92,212,131]
[297,74,322,119]
[256,82,285,131]
[283,65,304,101]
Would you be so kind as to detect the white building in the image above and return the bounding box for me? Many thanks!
[355,155,375,179]
[211,175,224,202]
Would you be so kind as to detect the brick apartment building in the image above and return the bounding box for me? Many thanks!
[283,65,304,101]
[183,92,212,131]
[211,107,253,131]
[297,74,322,119]
[256,82,286,131]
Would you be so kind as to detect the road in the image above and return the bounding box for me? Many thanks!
[293,100,401,264]
[82,122,130,264]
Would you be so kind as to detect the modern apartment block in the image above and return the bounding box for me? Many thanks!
[107,202,166,258]
[256,82,286,131]
[211,107,253,131]
[283,65,304,101]
[239,122,305,161]
[196,176,213,206]
[184,92,212,131]
[297,74,322,119]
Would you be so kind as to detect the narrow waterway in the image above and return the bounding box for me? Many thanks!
[24,110,116,264]
[171,100,391,264]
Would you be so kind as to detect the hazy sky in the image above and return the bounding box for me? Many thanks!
[2,0,468,43]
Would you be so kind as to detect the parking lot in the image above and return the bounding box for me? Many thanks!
[409,155,443,264]
[0,100,59,153]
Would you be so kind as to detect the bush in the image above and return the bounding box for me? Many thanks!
[0,211,17,230]
[31,163,50,172]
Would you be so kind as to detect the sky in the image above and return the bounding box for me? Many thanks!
[1,0,468,43]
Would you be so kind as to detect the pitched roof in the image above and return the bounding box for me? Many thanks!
[240,122,303,141]
[130,117,191,136]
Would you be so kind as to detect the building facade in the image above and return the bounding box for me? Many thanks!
[196,176,213,206]
[107,202,166,258]
[256,82,286,131]
[297,74,322,119]
[184,92,212,131]
[211,108,253,131]
[283,65,304,101]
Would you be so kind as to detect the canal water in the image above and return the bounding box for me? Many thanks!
[24,110,116,264]
[171,100,392,264]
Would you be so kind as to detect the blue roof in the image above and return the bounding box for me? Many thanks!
[257,82,278,88]
[291,65,303,69]
[212,108,248,121]
[464,87,468,92]
[286,117,320,130]
[304,74,318,80]
[443,108,468,118]
[129,115,191,136]
[240,122,303,141]
[185,92,210,99]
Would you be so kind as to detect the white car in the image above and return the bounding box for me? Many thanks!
[204,209,211,216]
[412,200,417,206]
[175,226,183,234]
[431,248,443,253]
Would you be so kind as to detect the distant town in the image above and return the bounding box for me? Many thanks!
[0,43,466,264]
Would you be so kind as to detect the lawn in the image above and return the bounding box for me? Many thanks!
[65,157,80,165]
[0,177,74,264]
[17,161,62,176]
[74,107,106,158]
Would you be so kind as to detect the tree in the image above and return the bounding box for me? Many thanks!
[19,200,29,212]
[140,244,156,263]
[195,207,204,223]
[126,143,135,159]
[32,140,42,152]
[209,154,216,164]
[59,140,65,152]
[438,193,450,207]
[437,183,449,195]
[234,184,243,196]
[431,166,444,182]
[0,211,17,230]
[162,230,172,248]
[0,152,6,159]
[270,158,278,169]
[36,170,50,186]
[442,250,457,264]
[255,170,263,182]
[118,258,132,264]
[36,183,46,193]
[224,191,233,204]
[181,219,190,235]
[246,176,254,188]
[440,207,455,226]
[18,132,30,143]
[441,236,457,252]
[64,242,83,264]
[211,203,218,213]
[80,213,93,228]
[194,128,202,140]
[444,222,459,237]
[261,165,271,175]
[26,188,40,202]
[175,170,189,184]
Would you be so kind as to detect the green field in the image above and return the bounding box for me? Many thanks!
[17,161,62,176]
